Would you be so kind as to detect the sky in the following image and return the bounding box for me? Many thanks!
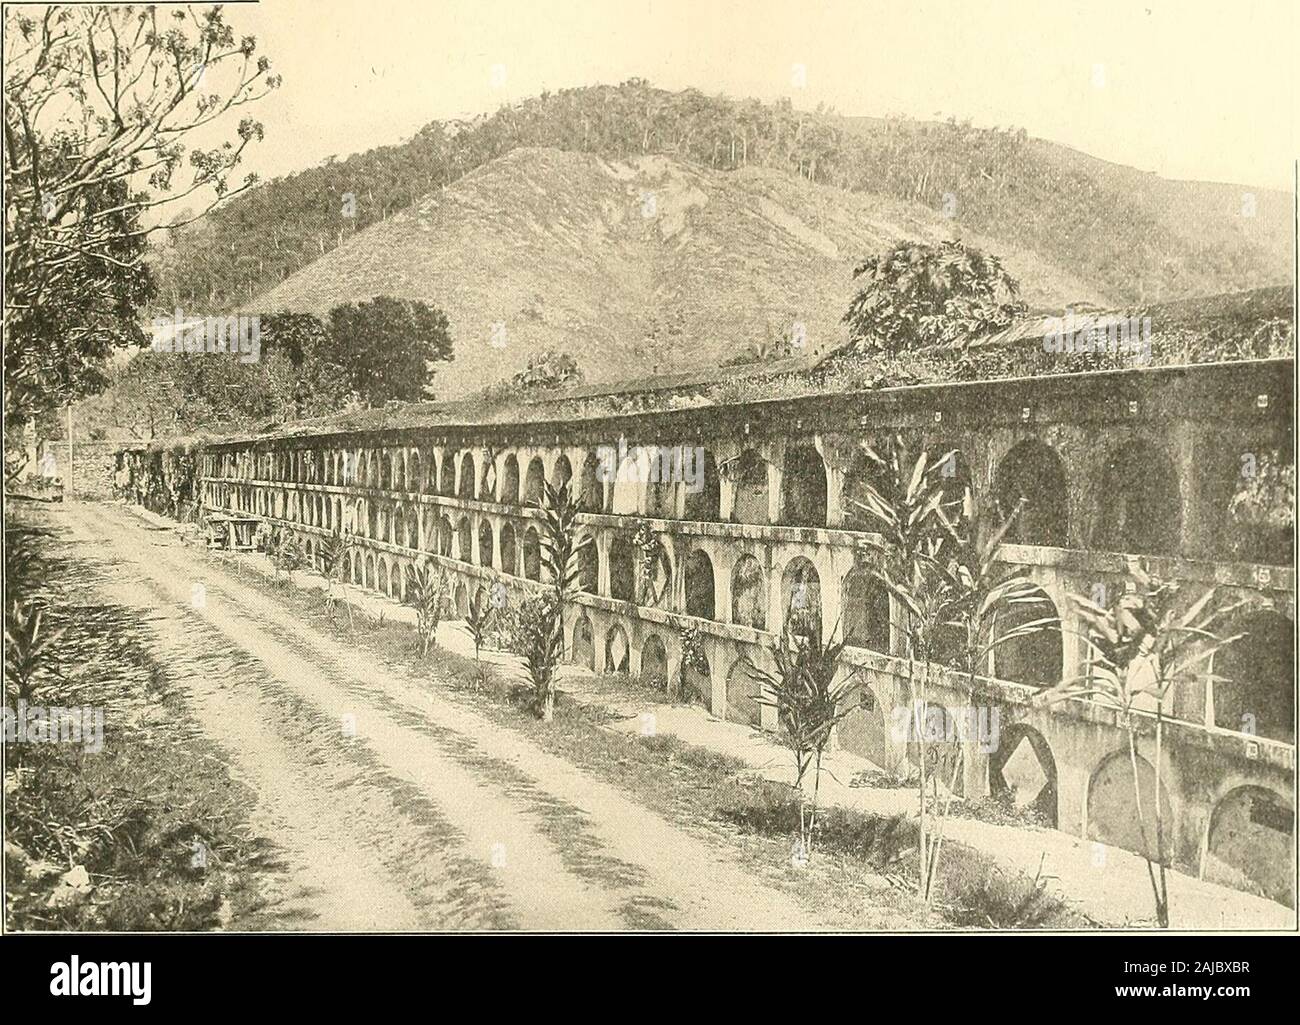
[100,0,1297,194]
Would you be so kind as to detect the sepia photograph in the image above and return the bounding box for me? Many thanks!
[1,0,1296,1005]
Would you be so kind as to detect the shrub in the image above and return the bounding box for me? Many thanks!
[744,617,853,862]
[403,561,447,658]
[271,530,304,583]
[464,585,496,687]
[510,591,565,719]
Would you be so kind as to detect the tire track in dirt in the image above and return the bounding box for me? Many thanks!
[77,502,830,930]
[64,506,515,930]
[73,503,628,930]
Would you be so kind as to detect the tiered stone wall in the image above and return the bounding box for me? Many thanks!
[130,356,1296,906]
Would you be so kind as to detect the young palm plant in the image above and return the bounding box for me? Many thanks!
[316,529,358,632]
[747,611,853,863]
[464,585,497,689]
[3,528,50,601]
[315,529,352,592]
[920,487,1061,904]
[521,591,567,720]
[274,531,305,585]
[1037,564,1244,927]
[4,600,65,704]
[538,480,591,596]
[848,434,956,901]
[404,560,448,659]
[528,480,592,720]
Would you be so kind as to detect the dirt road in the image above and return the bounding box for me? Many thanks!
[52,501,858,931]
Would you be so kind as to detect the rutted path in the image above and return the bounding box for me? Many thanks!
[62,501,836,930]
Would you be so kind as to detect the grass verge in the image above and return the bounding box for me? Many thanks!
[4,507,272,930]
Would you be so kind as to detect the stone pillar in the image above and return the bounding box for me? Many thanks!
[712,547,733,624]
[671,539,687,613]
[673,473,688,519]
[593,611,609,673]
[819,553,843,637]
[759,672,779,731]
[768,556,786,634]
[767,462,783,524]
[628,626,643,679]
[596,532,612,597]
[1058,761,1091,840]
[707,635,726,718]
[825,465,847,527]
[1180,422,1217,559]
[961,735,990,800]
[719,477,737,522]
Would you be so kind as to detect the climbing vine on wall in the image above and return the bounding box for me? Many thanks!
[675,623,711,705]
[679,624,709,674]
[1228,450,1295,562]
[1230,451,1295,529]
[630,519,669,606]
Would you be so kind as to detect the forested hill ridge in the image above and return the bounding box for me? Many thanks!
[152,82,1290,317]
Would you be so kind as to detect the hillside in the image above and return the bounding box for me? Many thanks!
[151,83,1292,319]
[251,147,1108,398]
[838,115,1292,302]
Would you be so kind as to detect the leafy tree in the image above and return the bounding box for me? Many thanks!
[76,347,308,439]
[842,240,1027,353]
[3,174,155,448]
[74,353,181,441]
[257,311,330,370]
[322,296,453,405]
[254,310,349,419]
[3,4,278,431]
[75,307,347,441]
